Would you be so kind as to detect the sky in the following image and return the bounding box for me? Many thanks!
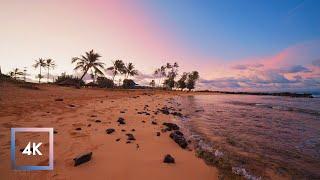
[0,0,319,92]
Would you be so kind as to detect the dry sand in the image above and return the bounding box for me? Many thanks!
[0,82,218,180]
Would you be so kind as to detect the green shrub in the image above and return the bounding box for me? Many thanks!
[96,77,114,88]
[55,73,84,86]
[122,79,136,89]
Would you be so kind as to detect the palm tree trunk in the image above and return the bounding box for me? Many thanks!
[80,67,89,80]
[39,66,42,83]
[112,73,116,83]
[47,67,50,83]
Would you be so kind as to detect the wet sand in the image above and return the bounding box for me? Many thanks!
[0,83,218,180]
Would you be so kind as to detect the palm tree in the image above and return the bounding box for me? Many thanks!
[124,62,138,79]
[9,68,23,80]
[45,58,56,83]
[107,60,125,83]
[90,68,104,83]
[71,50,105,82]
[153,68,160,87]
[186,71,200,91]
[160,65,166,87]
[33,58,46,83]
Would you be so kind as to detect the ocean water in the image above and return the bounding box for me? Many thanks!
[178,94,320,178]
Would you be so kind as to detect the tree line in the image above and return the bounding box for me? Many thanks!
[4,49,199,91]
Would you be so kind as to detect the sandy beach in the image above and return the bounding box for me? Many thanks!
[0,82,218,180]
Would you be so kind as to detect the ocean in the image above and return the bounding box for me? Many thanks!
[177,94,320,179]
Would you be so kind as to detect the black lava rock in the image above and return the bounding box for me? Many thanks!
[117,117,126,125]
[126,133,136,141]
[106,128,115,134]
[75,127,82,131]
[169,131,188,149]
[73,152,92,166]
[163,154,175,164]
[171,112,183,117]
[162,123,180,131]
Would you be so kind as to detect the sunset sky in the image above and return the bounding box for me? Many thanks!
[0,0,319,92]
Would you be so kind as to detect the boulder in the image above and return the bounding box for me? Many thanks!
[171,112,183,117]
[126,133,136,141]
[163,154,175,164]
[73,152,92,166]
[159,107,170,115]
[106,128,115,134]
[117,117,126,125]
[169,131,188,149]
[162,123,180,131]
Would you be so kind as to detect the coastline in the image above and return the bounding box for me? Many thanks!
[0,83,218,179]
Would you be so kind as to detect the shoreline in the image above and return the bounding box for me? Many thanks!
[0,82,218,179]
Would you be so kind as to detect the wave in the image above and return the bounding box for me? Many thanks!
[228,101,320,116]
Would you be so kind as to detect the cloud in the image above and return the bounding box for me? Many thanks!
[197,68,319,92]
[200,78,241,88]
[280,65,311,73]
[312,59,320,67]
[231,63,264,70]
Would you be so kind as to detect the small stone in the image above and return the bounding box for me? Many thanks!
[121,129,126,132]
[151,121,157,125]
[141,120,146,123]
[156,132,161,136]
[73,152,92,166]
[161,129,167,133]
[126,133,136,141]
[54,130,58,134]
[116,138,121,142]
[55,98,63,101]
[126,141,131,144]
[163,154,175,164]
[75,127,82,131]
[95,120,101,123]
[131,129,135,132]
[88,124,92,127]
[106,128,115,134]
[68,104,76,108]
[117,117,126,125]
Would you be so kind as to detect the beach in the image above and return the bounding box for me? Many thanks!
[0,82,218,180]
